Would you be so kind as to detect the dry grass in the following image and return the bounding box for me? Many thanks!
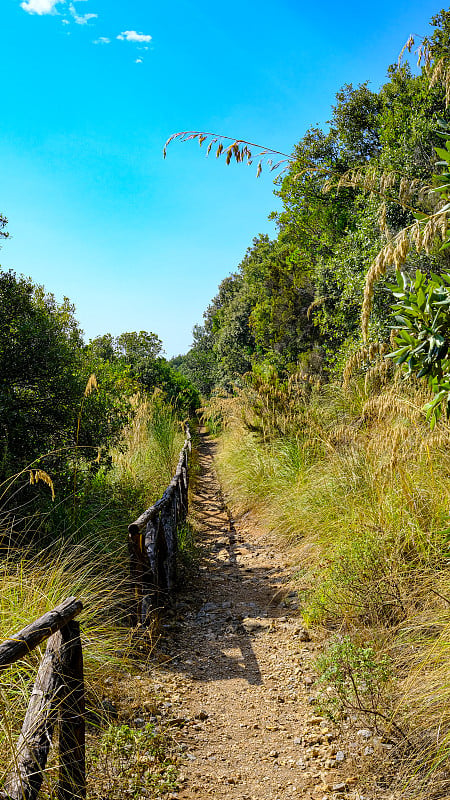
[211,375,450,797]
[0,394,187,797]
[109,393,185,517]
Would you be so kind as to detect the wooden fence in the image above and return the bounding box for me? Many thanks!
[0,597,85,800]
[0,425,193,797]
[128,423,192,625]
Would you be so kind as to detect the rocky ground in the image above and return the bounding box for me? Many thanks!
[132,431,397,800]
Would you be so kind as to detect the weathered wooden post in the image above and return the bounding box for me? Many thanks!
[58,620,85,800]
[127,423,192,621]
[0,598,85,800]
[2,632,65,800]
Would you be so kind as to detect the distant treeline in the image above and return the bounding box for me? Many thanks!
[0,265,199,494]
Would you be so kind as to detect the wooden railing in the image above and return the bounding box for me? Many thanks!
[0,598,85,800]
[128,424,192,625]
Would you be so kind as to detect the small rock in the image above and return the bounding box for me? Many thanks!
[335,751,346,762]
[293,737,302,745]
[196,710,209,720]
[364,746,374,756]
[134,717,145,728]
[332,783,347,792]
[269,750,279,758]
[202,602,217,612]
[357,728,372,740]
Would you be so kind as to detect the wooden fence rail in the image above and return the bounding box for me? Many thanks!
[128,423,192,625]
[0,597,85,800]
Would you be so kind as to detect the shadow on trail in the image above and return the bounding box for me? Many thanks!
[157,432,288,688]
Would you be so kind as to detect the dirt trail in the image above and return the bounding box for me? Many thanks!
[151,432,366,800]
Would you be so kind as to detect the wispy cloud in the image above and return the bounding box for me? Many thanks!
[69,3,97,24]
[20,1,151,58]
[21,0,61,14]
[117,30,152,43]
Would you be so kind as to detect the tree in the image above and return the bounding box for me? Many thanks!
[0,270,82,475]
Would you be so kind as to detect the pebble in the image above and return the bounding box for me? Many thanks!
[357,728,372,739]
[335,750,346,762]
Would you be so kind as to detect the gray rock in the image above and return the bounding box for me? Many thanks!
[335,750,346,762]
[357,728,372,740]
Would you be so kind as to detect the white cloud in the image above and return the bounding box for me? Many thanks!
[117,30,151,43]
[135,58,143,63]
[21,0,61,14]
[93,36,110,44]
[21,0,97,22]
[69,3,97,24]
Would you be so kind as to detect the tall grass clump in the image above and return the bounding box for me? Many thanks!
[212,369,450,796]
[108,392,185,518]
[0,535,132,791]
[0,392,191,797]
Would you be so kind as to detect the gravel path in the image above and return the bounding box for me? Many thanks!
[151,432,378,800]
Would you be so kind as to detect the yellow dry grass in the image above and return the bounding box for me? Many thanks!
[210,375,450,796]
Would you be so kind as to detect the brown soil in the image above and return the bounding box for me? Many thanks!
[148,432,387,800]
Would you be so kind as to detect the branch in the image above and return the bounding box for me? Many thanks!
[163,131,291,177]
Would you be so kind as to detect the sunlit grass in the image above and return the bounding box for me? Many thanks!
[212,376,450,795]
[0,393,187,796]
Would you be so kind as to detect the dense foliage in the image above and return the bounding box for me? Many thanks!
[173,9,450,393]
[0,264,199,532]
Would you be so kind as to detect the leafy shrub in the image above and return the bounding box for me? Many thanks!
[88,722,178,799]
[316,637,395,734]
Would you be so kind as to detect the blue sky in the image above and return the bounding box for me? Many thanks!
[0,0,443,356]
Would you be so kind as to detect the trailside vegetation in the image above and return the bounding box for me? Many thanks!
[171,10,450,391]
[0,264,198,794]
[170,9,450,798]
